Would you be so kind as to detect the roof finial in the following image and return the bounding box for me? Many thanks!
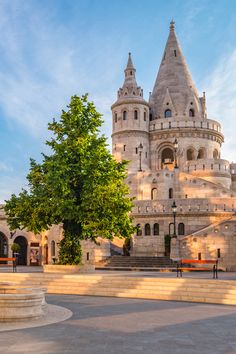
[170,20,175,32]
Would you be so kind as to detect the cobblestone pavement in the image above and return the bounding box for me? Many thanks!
[1,294,236,354]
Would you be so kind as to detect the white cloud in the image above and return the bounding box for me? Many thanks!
[201,49,236,162]
[0,1,123,139]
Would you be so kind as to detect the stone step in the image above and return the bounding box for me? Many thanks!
[1,272,236,305]
[96,256,176,270]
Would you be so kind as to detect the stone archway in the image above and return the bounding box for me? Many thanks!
[0,232,8,258]
[14,236,28,265]
[161,148,174,169]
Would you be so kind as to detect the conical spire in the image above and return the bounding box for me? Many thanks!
[115,53,145,102]
[126,52,135,70]
[150,22,204,119]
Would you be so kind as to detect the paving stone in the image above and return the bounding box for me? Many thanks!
[0,295,236,353]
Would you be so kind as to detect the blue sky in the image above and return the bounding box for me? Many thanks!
[0,0,236,202]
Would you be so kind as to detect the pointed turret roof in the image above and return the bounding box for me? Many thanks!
[112,53,148,107]
[150,21,204,119]
[126,52,135,70]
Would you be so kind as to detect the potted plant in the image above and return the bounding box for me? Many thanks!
[11,243,21,258]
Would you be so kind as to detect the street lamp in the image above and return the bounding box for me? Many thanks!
[137,143,143,171]
[171,200,177,238]
[173,138,178,168]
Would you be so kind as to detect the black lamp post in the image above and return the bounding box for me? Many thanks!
[173,138,178,168]
[138,143,143,171]
[171,200,177,238]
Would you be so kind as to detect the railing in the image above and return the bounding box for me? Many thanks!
[149,118,222,135]
[133,198,236,214]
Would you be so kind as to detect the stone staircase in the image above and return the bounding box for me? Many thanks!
[95,256,176,271]
[1,272,236,305]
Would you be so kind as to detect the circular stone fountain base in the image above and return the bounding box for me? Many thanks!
[0,285,46,322]
[0,304,72,332]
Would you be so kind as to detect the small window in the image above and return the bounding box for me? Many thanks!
[114,113,118,122]
[149,113,152,121]
[169,122,171,129]
[130,71,132,75]
[114,144,116,151]
[187,149,194,161]
[123,145,126,151]
[164,109,172,118]
[135,147,138,154]
[145,223,151,236]
[144,111,146,121]
[189,109,194,117]
[134,110,138,120]
[198,252,201,260]
[174,50,177,57]
[161,123,163,130]
[169,188,173,199]
[145,152,147,158]
[151,188,158,200]
[178,223,185,235]
[123,111,127,120]
[51,240,56,257]
[213,149,218,159]
[197,148,205,159]
[217,248,221,258]
[153,223,159,236]
[136,224,142,236]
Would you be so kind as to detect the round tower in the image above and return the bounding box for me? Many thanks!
[149,21,228,188]
[111,53,150,173]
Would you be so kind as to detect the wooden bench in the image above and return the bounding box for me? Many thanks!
[0,258,17,272]
[177,259,218,279]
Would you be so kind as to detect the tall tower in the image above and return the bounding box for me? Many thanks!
[111,53,149,173]
[149,21,226,188]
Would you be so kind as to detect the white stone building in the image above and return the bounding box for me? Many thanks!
[111,21,236,270]
[1,22,236,270]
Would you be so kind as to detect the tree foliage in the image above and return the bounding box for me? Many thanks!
[4,95,135,264]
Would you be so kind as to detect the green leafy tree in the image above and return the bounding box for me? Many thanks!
[4,95,135,264]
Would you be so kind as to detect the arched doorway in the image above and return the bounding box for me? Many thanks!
[0,232,8,258]
[161,148,174,169]
[44,244,48,264]
[14,236,28,265]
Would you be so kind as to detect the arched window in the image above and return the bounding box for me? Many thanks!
[213,149,218,159]
[145,223,151,236]
[187,149,195,161]
[134,110,138,120]
[169,188,173,199]
[178,223,185,235]
[189,109,195,117]
[164,109,172,118]
[153,223,159,236]
[123,111,127,120]
[0,232,8,257]
[151,188,158,200]
[136,224,142,236]
[197,148,205,159]
[161,148,174,164]
[51,240,56,257]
